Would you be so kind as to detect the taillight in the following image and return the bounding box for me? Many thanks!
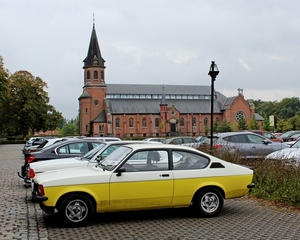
[26,155,35,163]
[38,185,45,195]
[213,144,222,149]
[29,168,35,178]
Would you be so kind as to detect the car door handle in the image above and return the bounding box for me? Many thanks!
[160,174,170,177]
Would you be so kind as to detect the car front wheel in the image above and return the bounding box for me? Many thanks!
[194,188,223,217]
[59,194,94,227]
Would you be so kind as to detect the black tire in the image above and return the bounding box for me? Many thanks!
[194,188,223,217]
[59,194,94,227]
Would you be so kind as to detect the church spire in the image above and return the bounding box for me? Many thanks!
[83,19,105,68]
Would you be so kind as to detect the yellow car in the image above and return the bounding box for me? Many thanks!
[33,143,254,227]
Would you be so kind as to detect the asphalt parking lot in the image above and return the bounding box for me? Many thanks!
[1,144,300,240]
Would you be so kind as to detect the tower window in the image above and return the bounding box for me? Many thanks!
[94,71,98,80]
[85,108,88,113]
[101,71,104,80]
[87,71,90,79]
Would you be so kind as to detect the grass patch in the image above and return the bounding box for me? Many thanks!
[200,146,300,208]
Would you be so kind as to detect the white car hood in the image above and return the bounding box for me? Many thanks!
[34,166,110,187]
[30,157,95,174]
[266,147,300,160]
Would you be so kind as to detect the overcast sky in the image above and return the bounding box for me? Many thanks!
[1,0,300,120]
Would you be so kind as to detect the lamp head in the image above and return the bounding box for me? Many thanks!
[208,61,219,79]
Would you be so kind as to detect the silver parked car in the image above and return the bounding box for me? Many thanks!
[211,132,289,158]
[266,139,300,166]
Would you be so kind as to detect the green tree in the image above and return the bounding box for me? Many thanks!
[288,115,300,130]
[0,56,9,138]
[5,70,62,138]
[274,97,300,119]
[216,120,232,132]
[248,115,259,130]
[237,117,247,130]
[61,123,77,136]
[262,115,271,131]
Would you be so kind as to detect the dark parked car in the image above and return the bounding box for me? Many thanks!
[280,131,300,142]
[211,132,288,159]
[18,138,104,180]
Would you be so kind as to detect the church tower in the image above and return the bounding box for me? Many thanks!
[78,22,107,136]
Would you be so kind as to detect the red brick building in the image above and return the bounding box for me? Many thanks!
[78,24,257,138]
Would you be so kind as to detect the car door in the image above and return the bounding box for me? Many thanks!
[222,134,250,156]
[109,149,173,211]
[246,133,272,157]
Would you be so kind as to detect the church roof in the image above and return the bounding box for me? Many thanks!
[83,24,105,68]
[93,110,107,122]
[78,90,91,100]
[106,84,211,95]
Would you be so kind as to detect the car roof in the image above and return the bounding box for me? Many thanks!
[120,143,201,152]
[38,138,105,152]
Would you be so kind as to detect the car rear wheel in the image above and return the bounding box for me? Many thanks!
[59,194,94,227]
[194,188,223,217]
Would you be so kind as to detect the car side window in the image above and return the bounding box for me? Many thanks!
[57,143,86,155]
[173,151,209,170]
[183,138,193,144]
[125,150,169,172]
[247,134,265,144]
[173,139,182,144]
[57,145,69,154]
[225,134,247,143]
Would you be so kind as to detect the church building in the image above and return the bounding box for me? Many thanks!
[78,24,257,138]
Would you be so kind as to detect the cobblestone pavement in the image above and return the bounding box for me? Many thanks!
[1,144,300,240]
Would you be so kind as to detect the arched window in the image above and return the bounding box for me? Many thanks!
[129,118,134,127]
[87,71,90,79]
[142,118,146,127]
[204,117,208,126]
[192,117,196,126]
[155,118,159,127]
[94,70,98,79]
[99,125,104,132]
[180,117,184,126]
[85,108,88,113]
[101,71,104,80]
[115,118,120,128]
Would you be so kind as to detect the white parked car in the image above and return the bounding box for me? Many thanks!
[266,139,300,166]
[27,140,161,185]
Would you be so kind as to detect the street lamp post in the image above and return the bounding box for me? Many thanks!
[208,61,219,154]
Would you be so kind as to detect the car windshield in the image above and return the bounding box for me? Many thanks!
[82,143,107,160]
[100,146,132,171]
[291,140,300,148]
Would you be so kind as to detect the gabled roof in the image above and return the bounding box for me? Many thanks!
[93,110,107,122]
[78,91,91,100]
[106,84,211,95]
[106,99,222,114]
[254,113,264,121]
[83,24,105,68]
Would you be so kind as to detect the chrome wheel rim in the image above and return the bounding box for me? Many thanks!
[201,192,219,213]
[65,199,88,222]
